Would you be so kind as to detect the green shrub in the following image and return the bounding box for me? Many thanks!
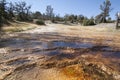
[35,20,45,25]
[83,19,95,26]
[51,19,55,23]
[106,20,115,23]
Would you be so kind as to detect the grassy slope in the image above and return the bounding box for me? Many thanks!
[2,21,38,33]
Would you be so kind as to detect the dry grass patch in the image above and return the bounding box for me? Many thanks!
[2,21,38,33]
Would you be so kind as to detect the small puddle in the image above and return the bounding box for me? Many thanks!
[0,38,27,48]
[103,51,120,58]
[31,41,94,56]
[1,38,94,50]
[47,50,60,56]
[52,41,94,49]
[7,59,30,66]
[101,47,113,51]
[92,46,113,52]
[3,38,119,59]
[56,53,75,60]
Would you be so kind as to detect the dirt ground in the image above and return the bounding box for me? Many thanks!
[0,23,120,80]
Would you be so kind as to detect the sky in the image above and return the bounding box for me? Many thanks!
[7,0,120,19]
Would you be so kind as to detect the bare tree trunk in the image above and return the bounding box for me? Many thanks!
[116,19,118,29]
[0,16,2,40]
[116,19,120,29]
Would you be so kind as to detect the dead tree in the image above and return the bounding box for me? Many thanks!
[116,12,120,29]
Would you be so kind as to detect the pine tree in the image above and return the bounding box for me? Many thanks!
[100,0,112,23]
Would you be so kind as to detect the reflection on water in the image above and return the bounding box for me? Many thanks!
[0,38,27,48]
[0,37,120,59]
[47,50,60,56]
[53,41,94,48]
[0,39,94,49]
[103,51,120,58]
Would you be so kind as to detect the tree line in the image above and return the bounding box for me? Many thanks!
[0,0,113,27]
[0,0,32,25]
[64,0,113,25]
[0,0,62,26]
[33,0,113,26]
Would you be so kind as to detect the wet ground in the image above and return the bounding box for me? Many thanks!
[0,24,120,80]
